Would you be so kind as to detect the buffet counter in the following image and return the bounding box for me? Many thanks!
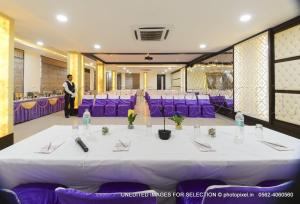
[14,96,64,124]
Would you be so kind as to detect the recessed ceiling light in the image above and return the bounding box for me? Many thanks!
[199,44,207,49]
[168,67,172,70]
[56,14,68,23]
[36,41,44,46]
[94,44,101,50]
[240,14,252,22]
[123,67,126,70]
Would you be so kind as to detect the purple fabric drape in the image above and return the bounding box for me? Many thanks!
[14,96,65,124]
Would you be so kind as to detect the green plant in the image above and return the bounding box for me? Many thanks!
[169,112,184,126]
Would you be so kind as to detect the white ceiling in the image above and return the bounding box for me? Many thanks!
[0,0,299,54]
[105,64,184,74]
[94,53,202,63]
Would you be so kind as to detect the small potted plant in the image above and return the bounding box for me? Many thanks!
[169,112,184,130]
[128,109,137,129]
[102,126,109,135]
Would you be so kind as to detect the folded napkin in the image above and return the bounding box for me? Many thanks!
[113,139,131,152]
[193,138,215,152]
[36,140,65,154]
[261,140,293,151]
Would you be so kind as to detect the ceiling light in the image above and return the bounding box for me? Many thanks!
[240,14,252,22]
[36,41,44,46]
[94,44,101,50]
[199,44,207,49]
[123,67,126,70]
[56,14,68,23]
[168,67,172,70]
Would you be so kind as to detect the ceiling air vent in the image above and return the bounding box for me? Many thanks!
[134,26,170,41]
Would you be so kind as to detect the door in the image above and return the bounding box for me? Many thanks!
[157,74,166,90]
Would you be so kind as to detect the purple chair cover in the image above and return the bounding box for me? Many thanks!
[104,99,119,117]
[56,188,157,204]
[202,182,293,204]
[174,99,188,116]
[162,99,175,117]
[0,189,20,204]
[97,182,150,193]
[202,105,215,118]
[225,99,233,108]
[12,183,65,204]
[257,180,289,187]
[149,104,162,117]
[78,99,94,117]
[176,179,226,204]
[186,100,201,117]
[92,99,106,117]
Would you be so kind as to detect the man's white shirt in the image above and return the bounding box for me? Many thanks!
[62,81,76,98]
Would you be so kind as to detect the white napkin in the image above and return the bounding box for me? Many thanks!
[193,138,215,152]
[113,139,131,152]
[36,139,65,154]
[261,141,293,151]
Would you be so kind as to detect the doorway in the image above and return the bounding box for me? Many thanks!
[157,74,166,90]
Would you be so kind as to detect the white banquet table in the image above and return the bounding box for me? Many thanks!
[0,125,300,194]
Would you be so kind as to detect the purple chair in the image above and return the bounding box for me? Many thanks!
[201,181,293,204]
[186,95,201,117]
[118,96,131,117]
[78,96,94,117]
[0,189,20,204]
[225,98,233,109]
[149,96,162,117]
[162,96,175,117]
[56,188,157,204]
[91,95,107,117]
[12,183,66,204]
[176,179,226,204]
[105,95,119,117]
[174,96,188,117]
[198,95,215,118]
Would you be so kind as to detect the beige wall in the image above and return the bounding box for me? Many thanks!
[24,50,41,93]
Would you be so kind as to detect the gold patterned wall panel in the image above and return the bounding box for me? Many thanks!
[275,93,300,126]
[275,59,300,90]
[234,32,269,121]
[275,24,300,60]
[171,70,181,90]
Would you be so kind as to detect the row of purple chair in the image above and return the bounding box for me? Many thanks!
[146,95,215,118]
[209,95,233,109]
[78,95,137,117]
[1,179,292,204]
[2,182,156,204]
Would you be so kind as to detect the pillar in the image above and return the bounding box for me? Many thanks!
[0,13,14,149]
[96,62,105,93]
[67,52,84,108]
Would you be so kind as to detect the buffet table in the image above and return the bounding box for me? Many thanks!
[14,96,64,124]
[0,125,299,202]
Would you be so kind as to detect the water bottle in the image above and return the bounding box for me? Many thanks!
[234,111,244,143]
[82,109,91,129]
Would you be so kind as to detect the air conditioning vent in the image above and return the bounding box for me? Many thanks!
[134,26,170,41]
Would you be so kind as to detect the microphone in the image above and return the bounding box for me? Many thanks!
[75,137,89,152]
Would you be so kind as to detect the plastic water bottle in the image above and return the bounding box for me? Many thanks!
[82,109,91,129]
[234,111,244,143]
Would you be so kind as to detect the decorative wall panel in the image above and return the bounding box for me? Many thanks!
[234,32,269,121]
[275,24,300,60]
[14,48,24,94]
[275,60,300,90]
[84,68,90,92]
[41,58,67,93]
[171,70,181,90]
[275,93,300,126]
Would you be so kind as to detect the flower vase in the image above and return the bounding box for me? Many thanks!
[175,124,182,130]
[128,123,134,129]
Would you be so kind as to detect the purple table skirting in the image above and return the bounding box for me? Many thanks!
[14,96,65,124]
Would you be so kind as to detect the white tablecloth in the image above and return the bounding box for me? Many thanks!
[0,125,300,193]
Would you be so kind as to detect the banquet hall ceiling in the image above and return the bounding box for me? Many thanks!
[0,0,299,60]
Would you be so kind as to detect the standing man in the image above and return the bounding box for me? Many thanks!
[63,74,76,118]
